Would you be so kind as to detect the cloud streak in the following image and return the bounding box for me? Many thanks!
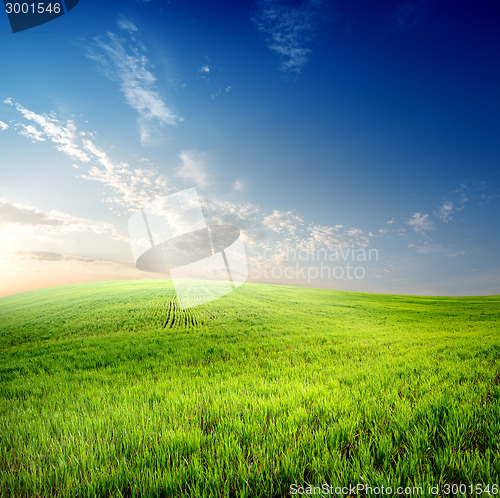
[437,201,454,222]
[5,99,170,211]
[407,212,433,233]
[253,0,326,73]
[8,96,491,292]
[6,251,100,263]
[5,98,90,161]
[86,20,182,144]
[0,199,125,240]
[176,150,210,190]
[4,96,381,287]
[263,209,303,237]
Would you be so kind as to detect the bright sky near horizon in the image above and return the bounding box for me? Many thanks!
[0,0,499,298]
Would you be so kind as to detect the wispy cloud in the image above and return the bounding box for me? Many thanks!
[253,0,326,73]
[232,179,244,192]
[0,120,8,131]
[5,99,90,161]
[0,199,125,240]
[6,99,381,287]
[202,199,266,247]
[80,139,170,210]
[176,150,210,190]
[197,58,232,101]
[263,209,303,237]
[5,99,171,211]
[437,201,454,222]
[4,96,379,285]
[297,224,371,253]
[203,197,375,285]
[7,251,100,263]
[10,95,493,293]
[431,182,499,225]
[19,123,45,142]
[0,200,63,227]
[407,212,434,233]
[85,20,182,144]
[117,17,138,36]
[248,219,374,282]
[407,241,470,258]
[408,241,445,254]
[446,250,468,258]
[454,181,498,207]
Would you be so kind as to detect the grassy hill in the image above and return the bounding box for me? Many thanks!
[0,280,499,497]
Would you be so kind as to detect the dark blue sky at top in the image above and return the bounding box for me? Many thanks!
[2,0,498,213]
[162,0,500,227]
[138,0,500,189]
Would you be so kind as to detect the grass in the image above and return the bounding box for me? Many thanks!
[0,279,499,497]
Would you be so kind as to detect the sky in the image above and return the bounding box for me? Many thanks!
[0,0,499,298]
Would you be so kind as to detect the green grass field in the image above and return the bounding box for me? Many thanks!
[0,280,499,497]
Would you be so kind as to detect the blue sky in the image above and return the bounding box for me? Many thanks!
[0,0,499,297]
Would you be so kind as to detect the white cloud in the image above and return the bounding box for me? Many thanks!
[0,96,377,289]
[263,209,303,236]
[232,179,244,192]
[5,99,90,162]
[202,198,266,247]
[408,212,434,233]
[0,199,125,240]
[176,150,209,189]
[408,241,471,257]
[117,17,138,35]
[299,224,371,252]
[78,138,170,211]
[0,120,8,131]
[5,98,383,288]
[19,123,45,142]
[438,201,454,222]
[242,216,374,282]
[446,250,468,258]
[253,0,326,73]
[6,99,170,211]
[208,84,232,101]
[453,181,498,208]
[86,27,182,144]
[0,200,62,227]
[7,251,98,263]
[197,61,232,101]
[408,241,444,254]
